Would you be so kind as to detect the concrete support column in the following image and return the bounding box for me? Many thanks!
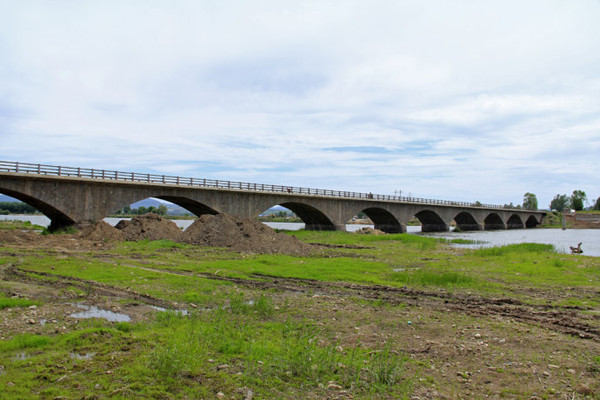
[305,224,339,231]
[455,223,483,231]
[421,223,449,232]
[484,223,506,230]
[375,223,405,233]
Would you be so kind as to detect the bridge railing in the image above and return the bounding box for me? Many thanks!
[1,160,512,210]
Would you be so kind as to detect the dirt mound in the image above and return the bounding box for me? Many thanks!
[355,227,385,235]
[182,214,314,255]
[0,229,40,245]
[78,221,124,241]
[116,213,183,242]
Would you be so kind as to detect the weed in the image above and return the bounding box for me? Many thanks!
[0,293,40,309]
[389,270,474,288]
[0,334,51,352]
[475,243,556,256]
[42,226,78,235]
[366,347,407,387]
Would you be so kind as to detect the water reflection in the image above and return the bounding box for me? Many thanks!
[69,303,131,322]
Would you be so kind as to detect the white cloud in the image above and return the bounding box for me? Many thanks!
[1,0,600,209]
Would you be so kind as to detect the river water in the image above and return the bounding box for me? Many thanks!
[2,215,598,257]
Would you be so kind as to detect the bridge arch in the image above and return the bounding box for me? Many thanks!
[154,196,219,216]
[453,211,482,231]
[484,213,505,230]
[359,207,404,233]
[525,215,540,228]
[0,188,75,231]
[279,202,337,231]
[415,209,448,232]
[507,214,524,229]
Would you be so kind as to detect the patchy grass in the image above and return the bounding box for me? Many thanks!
[0,293,40,310]
[1,229,599,398]
[0,220,45,231]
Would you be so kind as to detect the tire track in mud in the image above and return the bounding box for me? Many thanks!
[5,262,599,341]
[198,272,600,342]
[1,264,175,309]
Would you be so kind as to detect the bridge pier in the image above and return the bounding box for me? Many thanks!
[374,223,405,234]
[421,223,449,232]
[484,223,506,230]
[455,223,483,231]
[305,224,340,231]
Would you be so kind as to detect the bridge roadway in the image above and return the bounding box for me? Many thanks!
[0,161,545,232]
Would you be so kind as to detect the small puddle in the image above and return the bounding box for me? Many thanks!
[150,305,189,315]
[70,352,96,360]
[12,352,31,361]
[70,304,131,322]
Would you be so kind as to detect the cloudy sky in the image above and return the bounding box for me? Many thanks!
[1,1,599,209]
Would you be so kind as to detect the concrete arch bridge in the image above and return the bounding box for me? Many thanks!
[0,161,545,232]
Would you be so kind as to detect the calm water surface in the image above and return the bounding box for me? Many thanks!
[2,215,597,256]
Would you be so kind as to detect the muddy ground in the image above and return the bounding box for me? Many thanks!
[1,221,599,398]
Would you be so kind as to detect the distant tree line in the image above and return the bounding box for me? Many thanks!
[0,202,39,215]
[499,191,600,212]
[549,190,596,212]
[114,205,168,216]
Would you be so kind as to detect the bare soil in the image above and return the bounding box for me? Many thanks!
[181,213,313,255]
[1,217,599,398]
[0,213,316,256]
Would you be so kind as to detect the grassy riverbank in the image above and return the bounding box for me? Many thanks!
[1,225,599,398]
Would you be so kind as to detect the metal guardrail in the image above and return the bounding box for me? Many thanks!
[0,160,518,210]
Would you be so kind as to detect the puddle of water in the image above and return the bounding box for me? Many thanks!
[70,303,131,322]
[70,352,96,360]
[12,352,30,361]
[150,305,189,315]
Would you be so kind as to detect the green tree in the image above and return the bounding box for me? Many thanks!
[549,194,569,212]
[522,193,538,210]
[570,190,587,211]
[594,197,600,211]
[157,205,168,215]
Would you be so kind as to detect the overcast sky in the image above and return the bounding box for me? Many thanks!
[1,1,599,209]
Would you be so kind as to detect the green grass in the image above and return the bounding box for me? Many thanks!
[0,220,45,230]
[0,293,40,309]
[0,333,51,352]
[1,230,600,398]
[474,243,557,256]
[388,270,474,287]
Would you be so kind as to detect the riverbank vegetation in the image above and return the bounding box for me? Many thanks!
[1,223,599,398]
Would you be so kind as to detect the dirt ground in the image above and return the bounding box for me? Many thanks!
[1,219,599,398]
[0,213,315,255]
[1,256,599,398]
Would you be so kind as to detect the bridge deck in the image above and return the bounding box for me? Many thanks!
[1,160,514,210]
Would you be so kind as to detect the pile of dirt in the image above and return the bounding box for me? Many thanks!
[354,227,386,235]
[0,229,40,245]
[78,221,124,242]
[181,213,314,255]
[116,213,183,242]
